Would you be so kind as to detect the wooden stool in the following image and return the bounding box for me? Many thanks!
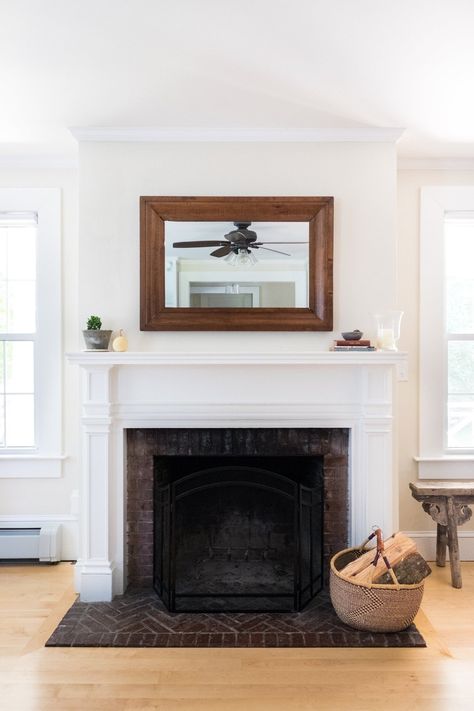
[409,481,474,588]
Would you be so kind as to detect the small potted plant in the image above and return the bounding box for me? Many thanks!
[82,315,112,350]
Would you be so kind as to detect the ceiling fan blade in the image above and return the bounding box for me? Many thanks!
[256,246,291,256]
[210,246,232,258]
[172,240,226,248]
[254,241,309,245]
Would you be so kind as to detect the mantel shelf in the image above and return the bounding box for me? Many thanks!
[67,350,407,371]
[67,350,408,381]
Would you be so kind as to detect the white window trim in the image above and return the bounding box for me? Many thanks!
[0,188,62,478]
[418,186,474,478]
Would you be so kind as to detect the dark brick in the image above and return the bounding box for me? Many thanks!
[47,589,426,649]
[126,428,351,589]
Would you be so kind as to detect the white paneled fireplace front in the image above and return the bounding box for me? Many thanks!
[68,351,407,602]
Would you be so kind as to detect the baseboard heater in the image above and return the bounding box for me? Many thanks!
[0,525,61,562]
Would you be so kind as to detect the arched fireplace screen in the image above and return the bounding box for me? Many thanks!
[154,456,323,612]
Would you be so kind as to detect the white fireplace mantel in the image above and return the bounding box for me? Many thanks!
[68,349,408,374]
[68,350,407,602]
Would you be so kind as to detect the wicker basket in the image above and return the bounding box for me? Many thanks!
[330,547,425,632]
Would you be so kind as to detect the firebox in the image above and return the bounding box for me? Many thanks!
[154,456,323,612]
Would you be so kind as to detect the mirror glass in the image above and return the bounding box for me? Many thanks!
[164,221,309,308]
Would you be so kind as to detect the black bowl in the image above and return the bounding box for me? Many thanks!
[341,330,363,340]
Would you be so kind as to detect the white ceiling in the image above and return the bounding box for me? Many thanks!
[1,0,474,159]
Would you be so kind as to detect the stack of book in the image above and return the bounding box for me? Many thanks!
[331,339,375,351]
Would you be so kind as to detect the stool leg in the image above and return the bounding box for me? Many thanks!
[436,524,447,567]
[446,496,462,588]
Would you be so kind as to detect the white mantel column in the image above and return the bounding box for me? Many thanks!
[358,365,398,542]
[74,363,115,601]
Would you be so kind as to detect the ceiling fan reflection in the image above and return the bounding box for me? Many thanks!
[172,221,308,265]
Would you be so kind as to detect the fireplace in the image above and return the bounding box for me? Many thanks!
[127,426,349,608]
[153,454,323,612]
[68,351,406,602]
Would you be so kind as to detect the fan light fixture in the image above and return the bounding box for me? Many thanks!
[224,248,258,267]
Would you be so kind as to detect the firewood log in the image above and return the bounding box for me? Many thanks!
[351,536,417,584]
[376,552,432,585]
[339,532,404,578]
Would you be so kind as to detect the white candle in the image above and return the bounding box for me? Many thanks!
[377,328,395,350]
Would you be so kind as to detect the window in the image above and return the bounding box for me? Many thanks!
[445,214,474,450]
[0,189,61,477]
[419,187,474,478]
[0,212,37,447]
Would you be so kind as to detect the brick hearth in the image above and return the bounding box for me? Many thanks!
[46,588,425,648]
[126,428,349,590]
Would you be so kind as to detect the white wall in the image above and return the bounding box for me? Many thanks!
[4,149,474,560]
[0,161,79,557]
[398,168,474,537]
[78,141,398,350]
[0,141,401,561]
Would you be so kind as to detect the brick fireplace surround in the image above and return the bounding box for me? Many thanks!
[126,427,349,590]
[68,351,407,602]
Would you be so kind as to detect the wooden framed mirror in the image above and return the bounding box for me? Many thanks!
[140,196,333,331]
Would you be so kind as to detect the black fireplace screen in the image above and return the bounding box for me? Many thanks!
[154,456,323,612]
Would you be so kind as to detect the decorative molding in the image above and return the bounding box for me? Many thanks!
[74,559,114,602]
[109,402,393,425]
[399,157,474,171]
[69,126,405,144]
[67,351,408,381]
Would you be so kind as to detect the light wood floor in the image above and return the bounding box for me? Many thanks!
[0,562,473,711]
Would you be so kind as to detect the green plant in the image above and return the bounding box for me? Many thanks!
[86,315,102,330]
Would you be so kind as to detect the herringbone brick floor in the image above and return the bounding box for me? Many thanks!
[46,589,425,648]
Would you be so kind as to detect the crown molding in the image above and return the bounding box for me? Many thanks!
[398,157,474,171]
[69,126,405,144]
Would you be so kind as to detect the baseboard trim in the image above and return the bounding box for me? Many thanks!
[405,530,474,561]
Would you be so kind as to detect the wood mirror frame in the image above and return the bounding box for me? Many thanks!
[140,196,333,331]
